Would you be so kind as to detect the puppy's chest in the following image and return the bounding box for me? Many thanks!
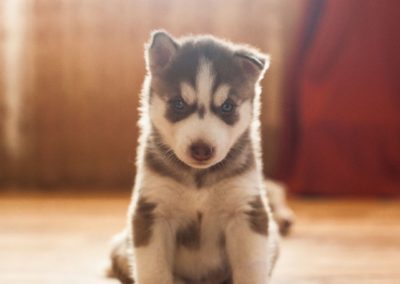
[144,174,255,233]
[159,188,230,280]
[159,186,227,232]
[140,175,258,280]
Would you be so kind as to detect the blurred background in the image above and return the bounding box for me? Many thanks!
[1,0,399,196]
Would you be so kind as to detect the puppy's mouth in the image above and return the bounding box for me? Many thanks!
[184,141,218,169]
[174,146,227,170]
[187,159,216,169]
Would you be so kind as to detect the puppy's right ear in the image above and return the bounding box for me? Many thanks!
[146,30,179,75]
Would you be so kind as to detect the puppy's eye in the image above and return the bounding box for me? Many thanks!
[220,100,235,113]
[171,98,186,110]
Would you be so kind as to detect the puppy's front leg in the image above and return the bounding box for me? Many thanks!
[225,196,279,284]
[131,197,174,284]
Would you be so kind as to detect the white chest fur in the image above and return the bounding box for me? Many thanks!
[135,168,262,280]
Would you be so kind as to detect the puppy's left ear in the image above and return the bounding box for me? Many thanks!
[235,50,270,81]
[146,30,179,75]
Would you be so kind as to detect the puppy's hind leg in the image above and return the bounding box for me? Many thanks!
[264,179,295,236]
[106,230,135,284]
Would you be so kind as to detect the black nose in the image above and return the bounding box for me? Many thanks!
[190,142,214,162]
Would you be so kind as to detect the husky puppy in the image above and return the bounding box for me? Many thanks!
[108,31,284,284]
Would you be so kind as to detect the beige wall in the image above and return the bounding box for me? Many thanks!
[0,0,302,187]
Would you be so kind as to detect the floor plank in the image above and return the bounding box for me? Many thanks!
[1,190,399,284]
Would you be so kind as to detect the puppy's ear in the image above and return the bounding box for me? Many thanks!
[235,50,270,81]
[146,30,179,75]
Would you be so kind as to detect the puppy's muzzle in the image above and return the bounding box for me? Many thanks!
[189,141,214,162]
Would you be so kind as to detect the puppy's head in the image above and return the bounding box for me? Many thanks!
[145,30,269,169]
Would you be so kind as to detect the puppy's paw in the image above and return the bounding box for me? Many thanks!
[274,205,295,236]
[264,179,295,236]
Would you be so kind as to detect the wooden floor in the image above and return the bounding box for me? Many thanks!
[1,189,400,284]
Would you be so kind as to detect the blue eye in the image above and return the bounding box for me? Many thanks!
[172,99,185,110]
[221,100,235,113]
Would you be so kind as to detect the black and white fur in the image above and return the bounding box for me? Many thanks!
[107,31,293,284]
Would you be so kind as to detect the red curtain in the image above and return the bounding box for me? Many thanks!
[277,0,400,196]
